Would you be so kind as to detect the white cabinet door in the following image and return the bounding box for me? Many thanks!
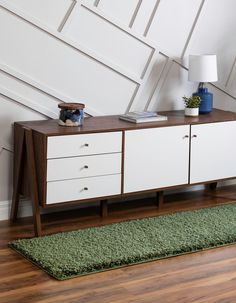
[190,121,236,184]
[124,125,190,193]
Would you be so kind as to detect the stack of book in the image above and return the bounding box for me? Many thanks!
[119,111,168,123]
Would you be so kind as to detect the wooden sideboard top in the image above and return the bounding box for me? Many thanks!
[15,109,236,136]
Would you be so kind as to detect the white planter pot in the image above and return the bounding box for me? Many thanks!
[185,107,199,117]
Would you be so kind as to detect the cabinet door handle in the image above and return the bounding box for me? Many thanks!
[84,143,89,147]
[183,135,189,138]
[83,187,88,191]
[84,165,89,169]
[192,134,197,138]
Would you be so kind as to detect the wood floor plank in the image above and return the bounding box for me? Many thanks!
[1,186,236,303]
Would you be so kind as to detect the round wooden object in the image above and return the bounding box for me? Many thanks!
[58,102,85,110]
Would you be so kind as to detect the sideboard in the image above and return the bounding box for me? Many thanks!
[11,109,236,236]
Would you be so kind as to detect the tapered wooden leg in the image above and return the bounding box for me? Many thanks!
[100,199,108,217]
[25,128,42,237]
[11,127,25,222]
[209,182,217,190]
[156,191,164,208]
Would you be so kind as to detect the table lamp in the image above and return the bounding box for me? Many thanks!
[188,54,218,114]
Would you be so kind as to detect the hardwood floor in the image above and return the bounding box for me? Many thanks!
[1,186,236,303]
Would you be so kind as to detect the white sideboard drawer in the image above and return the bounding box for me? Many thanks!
[47,153,121,181]
[46,174,121,204]
[47,132,122,159]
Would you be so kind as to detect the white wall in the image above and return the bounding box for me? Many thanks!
[1,0,236,220]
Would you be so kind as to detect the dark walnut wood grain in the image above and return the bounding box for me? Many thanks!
[15,109,236,136]
[2,186,236,303]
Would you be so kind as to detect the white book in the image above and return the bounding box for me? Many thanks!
[119,114,168,123]
[122,111,158,119]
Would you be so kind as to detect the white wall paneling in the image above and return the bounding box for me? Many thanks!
[0,139,12,153]
[143,0,161,37]
[63,3,155,79]
[147,61,196,112]
[146,0,203,57]
[0,3,139,115]
[58,0,77,32]
[1,0,236,219]
[94,0,142,28]
[180,0,205,59]
[0,70,59,118]
[183,0,236,97]
[6,0,74,30]
[225,57,236,96]
[94,0,100,7]
[209,85,236,113]
[0,86,56,119]
[0,94,45,149]
[0,63,103,117]
[0,150,13,202]
[128,0,143,28]
[128,52,169,112]
[131,0,158,35]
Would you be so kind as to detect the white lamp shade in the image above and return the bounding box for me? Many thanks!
[188,54,218,82]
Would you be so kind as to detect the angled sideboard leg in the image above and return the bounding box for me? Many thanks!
[25,128,42,237]
[11,126,25,222]
[156,191,164,208]
[209,182,218,190]
[100,199,108,217]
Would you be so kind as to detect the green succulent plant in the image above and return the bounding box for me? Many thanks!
[182,96,201,108]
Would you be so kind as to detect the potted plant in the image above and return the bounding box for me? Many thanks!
[182,95,201,117]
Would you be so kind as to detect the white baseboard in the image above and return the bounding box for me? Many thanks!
[0,199,98,221]
[0,199,32,221]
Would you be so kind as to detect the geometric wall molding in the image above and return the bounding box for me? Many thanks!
[173,59,236,102]
[1,1,138,115]
[225,57,236,88]
[58,0,78,32]
[1,0,184,116]
[225,56,236,97]
[143,0,161,37]
[180,0,205,59]
[0,85,57,119]
[94,0,143,29]
[0,63,103,117]
[128,52,170,112]
[130,0,159,36]
[128,0,143,28]
[8,0,74,31]
[63,3,155,79]
[0,1,142,85]
[0,139,12,153]
[183,0,236,99]
[145,0,204,58]
[1,0,236,208]
[144,52,170,111]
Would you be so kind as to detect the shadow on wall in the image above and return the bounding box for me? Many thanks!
[153,60,196,112]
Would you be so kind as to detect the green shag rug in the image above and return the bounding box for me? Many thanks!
[9,204,236,280]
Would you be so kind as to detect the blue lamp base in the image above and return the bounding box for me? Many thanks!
[193,87,213,114]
